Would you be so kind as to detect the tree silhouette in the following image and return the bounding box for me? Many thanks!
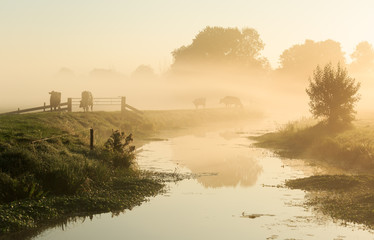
[279,40,345,78]
[171,26,269,73]
[350,41,374,73]
[306,63,360,125]
[131,65,156,79]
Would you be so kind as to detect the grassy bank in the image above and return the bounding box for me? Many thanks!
[253,118,374,172]
[286,175,374,228]
[253,118,374,228]
[0,108,255,236]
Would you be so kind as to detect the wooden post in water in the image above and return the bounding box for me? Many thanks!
[67,98,72,112]
[121,97,126,115]
[90,128,94,150]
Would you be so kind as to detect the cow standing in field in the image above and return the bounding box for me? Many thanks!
[49,91,61,111]
[193,98,206,109]
[80,91,93,112]
[220,96,243,108]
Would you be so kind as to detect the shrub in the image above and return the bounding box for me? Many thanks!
[103,130,136,168]
[306,63,360,126]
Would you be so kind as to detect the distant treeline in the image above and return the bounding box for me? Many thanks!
[58,26,374,83]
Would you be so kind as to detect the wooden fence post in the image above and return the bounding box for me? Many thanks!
[43,102,46,112]
[121,97,126,115]
[67,98,72,112]
[90,128,94,150]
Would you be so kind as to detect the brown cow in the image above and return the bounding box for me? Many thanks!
[220,96,243,108]
[193,98,206,109]
[49,91,61,111]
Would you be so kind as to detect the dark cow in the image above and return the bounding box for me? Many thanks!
[80,91,93,112]
[193,98,206,109]
[220,96,243,108]
[49,91,61,111]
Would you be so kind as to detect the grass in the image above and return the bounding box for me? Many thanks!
[0,174,163,235]
[253,118,374,172]
[0,108,255,236]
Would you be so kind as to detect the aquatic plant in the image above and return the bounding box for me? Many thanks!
[286,174,374,228]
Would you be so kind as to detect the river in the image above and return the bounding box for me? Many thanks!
[35,119,374,240]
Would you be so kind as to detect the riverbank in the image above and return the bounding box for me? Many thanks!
[253,117,374,228]
[286,174,374,228]
[0,108,258,237]
[253,118,374,172]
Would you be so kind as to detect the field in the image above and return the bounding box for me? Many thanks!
[0,108,257,237]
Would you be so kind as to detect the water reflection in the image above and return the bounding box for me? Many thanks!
[170,130,262,188]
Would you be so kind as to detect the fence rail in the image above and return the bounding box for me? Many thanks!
[0,96,142,116]
[0,102,69,115]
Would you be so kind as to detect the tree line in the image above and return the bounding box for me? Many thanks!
[171,26,363,127]
[169,26,374,78]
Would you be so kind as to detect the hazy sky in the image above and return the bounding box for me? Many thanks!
[1,0,374,77]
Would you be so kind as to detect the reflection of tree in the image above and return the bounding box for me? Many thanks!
[171,134,263,188]
[196,155,263,188]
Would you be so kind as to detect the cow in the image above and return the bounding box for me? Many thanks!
[193,98,206,109]
[80,91,93,112]
[49,91,61,111]
[219,96,243,108]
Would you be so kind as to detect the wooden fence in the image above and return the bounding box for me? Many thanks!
[0,97,143,116]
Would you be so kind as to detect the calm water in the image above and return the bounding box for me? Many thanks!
[35,120,374,240]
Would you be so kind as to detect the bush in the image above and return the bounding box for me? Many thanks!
[306,63,360,125]
[103,130,136,168]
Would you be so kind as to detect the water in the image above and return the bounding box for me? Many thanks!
[35,121,374,240]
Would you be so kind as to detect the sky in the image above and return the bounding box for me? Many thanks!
[1,0,374,78]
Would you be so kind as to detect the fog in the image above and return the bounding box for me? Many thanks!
[1,61,372,122]
[1,24,374,121]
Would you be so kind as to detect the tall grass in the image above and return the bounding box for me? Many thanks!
[254,118,374,172]
[0,112,143,204]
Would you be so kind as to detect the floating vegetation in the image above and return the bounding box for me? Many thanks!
[286,174,374,228]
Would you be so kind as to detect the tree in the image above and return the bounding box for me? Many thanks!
[306,63,360,125]
[350,41,374,73]
[104,130,135,168]
[131,65,156,79]
[279,40,345,78]
[171,26,269,73]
